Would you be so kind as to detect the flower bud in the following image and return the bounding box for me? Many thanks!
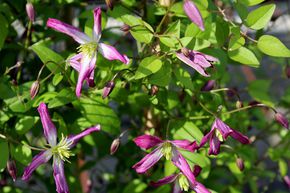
[30,80,40,99]
[105,0,114,10]
[102,81,115,99]
[150,85,159,96]
[120,24,131,32]
[283,175,290,189]
[6,159,17,181]
[285,65,290,79]
[26,3,35,22]
[236,157,244,171]
[193,165,202,177]
[159,0,171,7]
[201,80,215,91]
[275,112,289,129]
[236,100,243,109]
[110,138,120,155]
[181,47,190,57]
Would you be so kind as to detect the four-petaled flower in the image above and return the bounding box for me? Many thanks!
[47,7,129,97]
[151,165,211,193]
[199,118,250,155]
[176,49,218,77]
[22,103,101,193]
[183,0,204,31]
[132,135,198,186]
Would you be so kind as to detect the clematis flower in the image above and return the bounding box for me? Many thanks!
[22,103,101,193]
[199,118,250,155]
[151,165,210,193]
[47,8,129,97]
[176,49,218,77]
[132,135,198,186]
[183,0,204,31]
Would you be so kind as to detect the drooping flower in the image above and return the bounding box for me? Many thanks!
[26,2,35,22]
[183,0,204,31]
[150,165,210,193]
[132,135,198,186]
[22,103,101,193]
[47,8,129,97]
[102,81,115,99]
[176,49,218,77]
[199,118,250,155]
[274,112,289,129]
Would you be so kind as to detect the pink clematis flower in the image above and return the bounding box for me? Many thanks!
[183,0,204,31]
[47,8,129,97]
[199,118,250,155]
[132,135,198,186]
[176,49,218,77]
[22,103,101,193]
[151,165,210,193]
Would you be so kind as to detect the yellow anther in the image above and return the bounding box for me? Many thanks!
[51,134,74,162]
[162,142,172,160]
[178,175,190,192]
[77,42,98,57]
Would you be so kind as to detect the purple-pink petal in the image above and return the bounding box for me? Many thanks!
[38,103,57,146]
[193,165,202,177]
[176,52,209,77]
[173,182,183,193]
[47,18,90,44]
[183,0,204,31]
[199,128,215,148]
[150,174,179,187]
[133,135,163,150]
[171,149,196,185]
[193,53,212,68]
[192,181,211,193]
[132,146,163,173]
[53,156,69,193]
[98,43,130,64]
[170,140,198,152]
[22,150,52,181]
[67,53,82,72]
[214,118,233,139]
[230,129,250,144]
[67,124,101,148]
[208,134,221,155]
[93,8,102,42]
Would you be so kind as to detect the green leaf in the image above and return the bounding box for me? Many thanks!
[122,179,147,193]
[234,2,248,20]
[257,35,290,57]
[10,144,32,165]
[278,159,288,177]
[52,73,64,86]
[248,80,274,107]
[148,61,171,87]
[15,116,39,135]
[134,56,163,79]
[0,76,15,99]
[215,17,229,46]
[75,97,120,134]
[30,40,64,74]
[245,4,275,30]
[48,88,76,108]
[0,13,8,50]
[229,36,245,51]
[0,140,9,172]
[172,120,204,142]
[174,68,194,90]
[240,0,265,6]
[228,46,260,67]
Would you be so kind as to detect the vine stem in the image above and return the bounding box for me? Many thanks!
[223,103,277,115]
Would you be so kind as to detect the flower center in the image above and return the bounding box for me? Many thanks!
[215,129,224,142]
[77,42,98,57]
[162,142,172,160]
[178,174,190,191]
[51,134,74,162]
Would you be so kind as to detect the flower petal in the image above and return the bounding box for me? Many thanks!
[132,146,163,173]
[192,50,219,62]
[75,53,96,97]
[208,134,221,155]
[214,118,232,139]
[173,182,183,193]
[193,53,212,68]
[150,174,179,187]
[134,135,163,150]
[67,124,101,148]
[183,0,204,31]
[93,8,102,42]
[191,181,211,193]
[176,52,209,77]
[171,140,198,152]
[193,165,202,177]
[67,53,82,72]
[98,43,130,64]
[230,130,250,144]
[171,148,196,185]
[22,150,52,181]
[37,103,57,146]
[199,128,215,148]
[53,156,69,193]
[47,18,90,44]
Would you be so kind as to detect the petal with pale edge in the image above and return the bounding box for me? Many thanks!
[171,140,198,152]
[134,135,163,150]
[38,103,57,146]
[208,134,221,155]
[230,129,250,144]
[53,156,69,193]
[199,128,215,148]
[150,174,179,187]
[132,146,163,173]
[68,124,101,148]
[67,53,82,72]
[173,182,183,193]
[93,8,102,42]
[183,0,204,31]
[192,181,211,193]
[214,118,232,139]
[98,43,130,64]
[47,18,90,44]
[176,52,209,77]
[22,150,52,181]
